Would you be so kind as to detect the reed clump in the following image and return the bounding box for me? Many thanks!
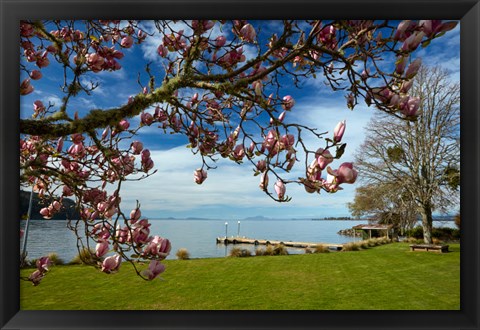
[229,247,252,257]
[175,248,190,260]
[70,247,101,265]
[313,245,330,253]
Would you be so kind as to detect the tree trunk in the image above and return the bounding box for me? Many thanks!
[420,204,433,244]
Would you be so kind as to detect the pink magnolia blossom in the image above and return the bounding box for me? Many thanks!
[67,142,85,158]
[120,36,134,48]
[419,20,457,38]
[33,100,46,115]
[401,31,425,52]
[393,20,417,41]
[115,225,128,243]
[157,44,168,57]
[401,96,421,117]
[36,51,50,68]
[240,24,256,43]
[215,35,227,47]
[131,219,151,244]
[327,162,358,184]
[118,119,130,130]
[62,185,73,196]
[130,141,143,155]
[141,149,154,172]
[282,95,295,110]
[29,70,42,80]
[192,20,215,34]
[405,58,422,79]
[86,53,105,72]
[39,207,53,219]
[333,120,346,143]
[36,256,51,272]
[318,25,337,49]
[95,239,109,257]
[71,133,84,144]
[143,235,171,259]
[28,270,44,286]
[130,208,141,221]
[316,148,334,170]
[142,260,166,280]
[20,78,34,95]
[263,129,278,153]
[232,144,245,161]
[256,159,267,172]
[280,134,295,150]
[101,254,122,273]
[140,112,153,126]
[194,168,208,184]
[252,80,263,96]
[20,22,34,37]
[274,180,286,200]
[401,80,414,94]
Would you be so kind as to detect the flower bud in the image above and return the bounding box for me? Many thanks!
[29,70,42,80]
[120,36,133,48]
[274,180,286,200]
[333,120,346,143]
[282,95,295,110]
[405,58,422,79]
[194,168,207,184]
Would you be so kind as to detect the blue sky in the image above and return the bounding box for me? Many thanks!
[20,20,460,220]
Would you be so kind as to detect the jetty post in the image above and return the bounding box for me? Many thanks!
[20,185,34,266]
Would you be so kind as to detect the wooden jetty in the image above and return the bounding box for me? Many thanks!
[216,237,344,251]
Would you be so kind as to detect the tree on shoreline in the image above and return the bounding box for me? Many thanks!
[352,66,460,244]
[20,20,457,283]
[348,181,418,235]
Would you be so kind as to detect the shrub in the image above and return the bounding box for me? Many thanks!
[47,252,64,265]
[342,242,361,252]
[70,247,100,265]
[255,247,265,256]
[304,247,313,254]
[313,245,330,253]
[263,245,275,256]
[175,248,190,260]
[432,227,460,241]
[273,244,289,256]
[405,226,424,239]
[359,241,370,249]
[377,237,390,245]
[229,247,252,257]
[367,239,377,247]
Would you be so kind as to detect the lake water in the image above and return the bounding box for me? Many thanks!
[19,219,456,262]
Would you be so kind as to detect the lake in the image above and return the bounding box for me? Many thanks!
[19,219,456,262]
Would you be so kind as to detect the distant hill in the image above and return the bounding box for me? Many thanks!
[19,190,80,220]
[242,215,272,220]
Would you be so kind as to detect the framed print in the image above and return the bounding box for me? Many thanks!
[1,0,479,329]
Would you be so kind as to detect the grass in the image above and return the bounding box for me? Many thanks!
[20,243,460,310]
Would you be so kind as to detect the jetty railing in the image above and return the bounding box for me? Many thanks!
[216,237,343,251]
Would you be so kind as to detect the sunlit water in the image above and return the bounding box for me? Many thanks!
[19,219,456,262]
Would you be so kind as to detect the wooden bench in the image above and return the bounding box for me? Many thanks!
[409,244,449,253]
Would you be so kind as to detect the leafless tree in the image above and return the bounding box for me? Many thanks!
[354,66,460,243]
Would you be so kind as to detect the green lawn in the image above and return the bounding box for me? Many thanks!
[20,243,460,310]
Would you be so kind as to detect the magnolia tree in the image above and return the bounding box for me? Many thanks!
[19,19,457,284]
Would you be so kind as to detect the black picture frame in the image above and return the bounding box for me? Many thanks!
[1,0,479,329]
